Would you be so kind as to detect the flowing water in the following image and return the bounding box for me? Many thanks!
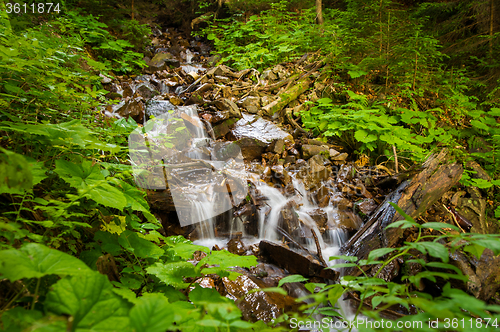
[127,50,360,330]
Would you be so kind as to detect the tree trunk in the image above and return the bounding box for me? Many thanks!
[315,0,324,25]
[341,149,463,276]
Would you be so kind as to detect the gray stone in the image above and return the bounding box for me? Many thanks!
[134,83,159,99]
[146,53,180,73]
[237,96,261,113]
[302,144,328,159]
[213,99,242,119]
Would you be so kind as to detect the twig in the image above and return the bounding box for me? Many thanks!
[310,228,328,267]
[392,145,399,173]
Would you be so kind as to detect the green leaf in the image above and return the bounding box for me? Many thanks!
[472,238,500,255]
[118,230,164,259]
[471,119,490,131]
[0,243,90,281]
[413,242,449,262]
[198,250,257,279]
[45,271,132,332]
[327,284,344,307]
[146,262,200,288]
[129,293,175,332]
[166,242,209,260]
[0,148,33,194]
[463,243,486,259]
[354,129,377,143]
[54,158,104,190]
[421,222,460,231]
[278,274,309,287]
[367,248,397,261]
[84,182,128,211]
[0,307,43,332]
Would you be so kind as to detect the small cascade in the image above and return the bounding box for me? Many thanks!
[255,182,292,240]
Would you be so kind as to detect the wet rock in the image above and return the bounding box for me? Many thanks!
[332,152,348,162]
[122,84,134,98]
[307,208,328,232]
[329,148,341,158]
[227,238,246,255]
[100,74,113,84]
[261,95,276,107]
[302,144,328,159]
[212,118,238,139]
[355,199,378,217]
[303,154,331,189]
[145,100,177,118]
[271,165,291,186]
[146,53,180,73]
[237,96,261,114]
[196,277,216,289]
[116,98,145,123]
[231,114,294,161]
[213,99,242,119]
[307,139,326,146]
[167,96,182,106]
[212,141,242,160]
[259,240,338,280]
[206,65,237,78]
[221,275,298,322]
[134,83,159,99]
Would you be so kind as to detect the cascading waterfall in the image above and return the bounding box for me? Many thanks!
[135,72,357,328]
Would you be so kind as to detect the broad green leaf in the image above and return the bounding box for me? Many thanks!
[278,274,309,287]
[54,158,104,190]
[463,243,486,259]
[129,293,175,332]
[84,182,128,211]
[146,262,200,288]
[118,230,164,259]
[471,238,500,255]
[95,231,122,256]
[354,129,377,143]
[0,148,33,194]
[198,250,257,278]
[0,243,90,281]
[413,242,449,262]
[45,271,131,332]
[0,307,44,332]
[166,242,209,260]
[367,248,397,261]
[327,284,344,307]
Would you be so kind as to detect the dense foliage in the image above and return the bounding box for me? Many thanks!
[1,0,499,331]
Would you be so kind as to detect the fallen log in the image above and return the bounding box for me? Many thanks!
[261,79,312,116]
[340,149,463,276]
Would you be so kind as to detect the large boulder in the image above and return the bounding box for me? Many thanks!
[230,113,294,161]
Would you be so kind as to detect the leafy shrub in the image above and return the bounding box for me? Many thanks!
[280,204,500,331]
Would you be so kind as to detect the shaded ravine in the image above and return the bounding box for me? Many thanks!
[103,28,386,326]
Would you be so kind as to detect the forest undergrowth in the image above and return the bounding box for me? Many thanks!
[0,0,500,331]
